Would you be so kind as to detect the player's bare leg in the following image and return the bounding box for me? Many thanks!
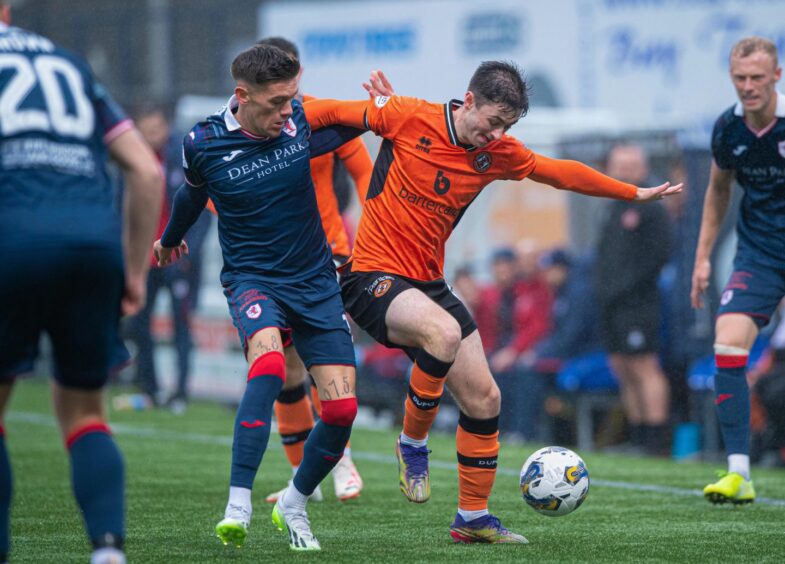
[273,364,357,550]
[217,327,285,547]
[385,289,461,502]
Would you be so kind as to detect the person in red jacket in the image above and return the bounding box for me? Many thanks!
[474,245,552,437]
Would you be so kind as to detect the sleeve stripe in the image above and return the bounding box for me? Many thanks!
[363,109,370,130]
[103,119,134,145]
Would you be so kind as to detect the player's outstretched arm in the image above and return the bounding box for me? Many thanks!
[303,99,368,131]
[529,154,683,201]
[363,70,395,98]
[633,182,684,201]
[690,163,734,309]
[108,127,163,316]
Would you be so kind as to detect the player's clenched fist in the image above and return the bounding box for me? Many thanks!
[153,238,189,267]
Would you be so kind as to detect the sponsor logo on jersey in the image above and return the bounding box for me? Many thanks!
[282,117,297,137]
[246,303,262,319]
[222,149,244,162]
[779,140,785,159]
[416,136,432,154]
[226,141,308,181]
[721,289,734,306]
[473,151,492,172]
[732,145,747,157]
[398,186,459,217]
[368,275,395,298]
[374,95,390,108]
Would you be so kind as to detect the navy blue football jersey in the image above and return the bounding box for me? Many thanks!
[711,93,785,264]
[182,96,332,285]
[0,23,131,249]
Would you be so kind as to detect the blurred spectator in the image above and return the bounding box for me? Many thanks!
[475,245,552,438]
[534,249,601,370]
[748,303,785,467]
[128,106,213,412]
[356,343,412,425]
[452,265,480,315]
[659,162,713,424]
[593,144,673,454]
[516,249,604,443]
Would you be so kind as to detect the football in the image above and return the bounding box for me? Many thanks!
[519,446,590,517]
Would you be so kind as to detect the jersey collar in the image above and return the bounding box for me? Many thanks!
[222,95,269,140]
[733,91,785,118]
[444,99,477,152]
[223,96,242,131]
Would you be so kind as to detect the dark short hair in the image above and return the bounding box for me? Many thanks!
[468,61,529,117]
[256,36,299,60]
[230,44,300,87]
[491,247,516,263]
[539,248,572,269]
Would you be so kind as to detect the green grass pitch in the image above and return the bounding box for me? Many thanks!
[4,379,785,562]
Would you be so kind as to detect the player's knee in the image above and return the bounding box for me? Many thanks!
[484,382,502,413]
[248,349,286,382]
[320,397,358,427]
[458,380,500,419]
[424,316,462,358]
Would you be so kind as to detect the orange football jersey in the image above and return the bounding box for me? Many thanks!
[305,95,637,281]
[304,95,371,257]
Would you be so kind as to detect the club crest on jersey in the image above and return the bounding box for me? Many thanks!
[368,275,395,298]
[778,140,785,159]
[374,96,390,108]
[473,152,492,172]
[282,118,297,137]
[246,303,262,319]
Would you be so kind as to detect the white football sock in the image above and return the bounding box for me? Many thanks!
[400,432,428,448]
[728,454,750,480]
[227,486,252,514]
[458,508,489,522]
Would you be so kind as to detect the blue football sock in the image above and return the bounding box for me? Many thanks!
[230,352,284,489]
[67,424,124,547]
[714,356,750,456]
[293,420,351,496]
[0,428,11,559]
[292,397,356,496]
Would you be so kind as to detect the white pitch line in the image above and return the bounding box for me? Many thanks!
[8,411,785,507]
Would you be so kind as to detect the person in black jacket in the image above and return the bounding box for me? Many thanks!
[594,143,673,454]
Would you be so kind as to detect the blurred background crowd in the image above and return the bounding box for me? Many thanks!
[11,0,785,465]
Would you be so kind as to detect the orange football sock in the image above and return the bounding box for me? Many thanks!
[402,350,453,440]
[456,413,499,511]
[275,384,314,468]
